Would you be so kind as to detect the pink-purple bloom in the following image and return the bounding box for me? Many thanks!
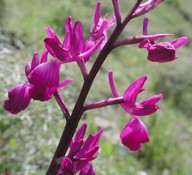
[90,1,115,45]
[44,16,104,63]
[57,124,103,175]
[133,0,164,17]
[4,52,72,114]
[108,71,162,117]
[120,116,149,151]
[4,83,32,114]
[139,37,189,63]
[27,58,61,101]
[108,71,162,150]
[139,18,189,63]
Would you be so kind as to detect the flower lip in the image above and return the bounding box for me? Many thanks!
[120,117,150,151]
[4,83,32,114]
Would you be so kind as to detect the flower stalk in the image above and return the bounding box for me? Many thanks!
[46,1,144,174]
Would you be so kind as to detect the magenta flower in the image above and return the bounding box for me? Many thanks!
[44,16,103,63]
[139,18,189,63]
[139,37,189,63]
[26,52,62,101]
[120,117,149,151]
[4,83,32,114]
[4,52,72,114]
[108,71,162,150]
[57,124,103,175]
[90,1,115,44]
[133,0,164,17]
[108,71,162,116]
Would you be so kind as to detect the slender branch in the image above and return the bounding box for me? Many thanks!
[122,0,143,25]
[53,90,70,120]
[113,34,173,48]
[112,0,122,24]
[83,96,124,111]
[46,1,143,174]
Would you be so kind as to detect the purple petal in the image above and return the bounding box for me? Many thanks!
[68,140,83,159]
[27,60,60,101]
[74,124,87,142]
[76,129,103,159]
[76,147,99,171]
[25,62,31,77]
[170,36,189,49]
[94,19,108,40]
[124,76,147,108]
[147,42,176,63]
[44,38,69,61]
[93,2,101,30]
[63,16,73,48]
[40,51,48,63]
[120,117,149,151]
[108,71,119,98]
[143,18,149,35]
[133,0,164,17]
[131,94,162,116]
[31,52,40,71]
[57,157,73,175]
[4,83,32,114]
[46,26,61,43]
[80,163,96,175]
[59,78,73,88]
[70,21,84,55]
[75,36,104,61]
[108,71,131,114]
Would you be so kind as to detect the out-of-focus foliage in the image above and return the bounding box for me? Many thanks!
[0,0,192,175]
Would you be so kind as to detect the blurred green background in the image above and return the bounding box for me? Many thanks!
[0,0,192,174]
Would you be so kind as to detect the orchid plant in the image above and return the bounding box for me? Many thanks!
[4,0,189,175]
